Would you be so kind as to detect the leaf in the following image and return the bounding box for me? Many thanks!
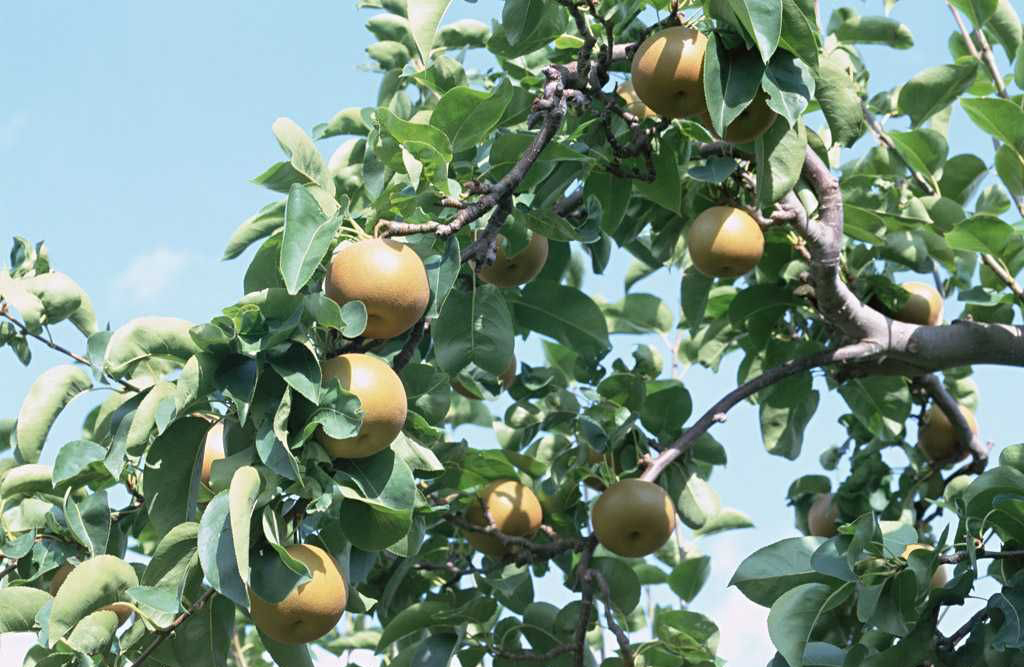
[430,83,513,153]
[0,463,54,500]
[229,467,261,589]
[827,8,913,48]
[424,236,460,319]
[961,97,1024,150]
[406,0,452,63]
[432,285,514,376]
[762,51,815,126]
[730,536,839,607]
[266,117,333,194]
[673,473,721,530]
[258,630,314,667]
[634,130,683,214]
[104,316,199,379]
[0,272,44,332]
[64,490,110,557]
[143,416,206,534]
[946,214,1014,255]
[756,119,808,207]
[838,376,911,439]
[198,490,248,608]
[779,0,820,66]
[996,144,1024,199]
[760,373,819,460]
[279,184,340,295]
[438,18,490,48]
[269,343,322,404]
[52,440,110,492]
[16,364,92,462]
[603,293,673,334]
[378,601,455,650]
[990,0,1022,60]
[336,449,417,551]
[377,107,453,165]
[0,587,50,632]
[703,34,766,136]
[512,281,611,362]
[727,0,783,62]
[172,594,235,667]
[813,52,865,147]
[501,0,564,47]
[669,556,712,603]
[693,508,755,536]
[949,0,999,28]
[63,608,119,654]
[142,522,200,596]
[768,583,843,667]
[222,201,286,260]
[20,271,97,336]
[590,558,642,612]
[48,554,138,644]
[898,62,979,128]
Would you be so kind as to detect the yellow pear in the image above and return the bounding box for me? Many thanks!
[317,353,407,459]
[465,480,544,557]
[325,238,429,340]
[918,403,978,463]
[630,26,708,119]
[592,479,676,558]
[894,281,943,326]
[807,493,840,538]
[478,233,549,288]
[687,206,765,278]
[901,543,948,589]
[617,80,657,119]
[202,422,226,485]
[249,544,347,644]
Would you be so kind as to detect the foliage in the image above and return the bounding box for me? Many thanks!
[1,0,1024,666]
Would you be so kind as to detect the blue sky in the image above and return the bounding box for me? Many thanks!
[2,1,1022,664]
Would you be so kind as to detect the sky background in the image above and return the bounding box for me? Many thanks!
[2,1,1022,665]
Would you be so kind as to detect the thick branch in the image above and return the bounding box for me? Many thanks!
[941,548,1024,565]
[916,374,989,469]
[641,342,883,481]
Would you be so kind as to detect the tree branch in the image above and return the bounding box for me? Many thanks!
[941,548,1024,565]
[591,569,634,667]
[392,318,427,372]
[641,342,883,482]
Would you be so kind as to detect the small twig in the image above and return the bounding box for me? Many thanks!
[392,318,427,372]
[940,548,1024,565]
[0,307,140,392]
[861,103,935,195]
[0,559,19,580]
[591,569,635,667]
[128,588,216,667]
[939,608,990,650]
[641,342,882,482]
[449,515,583,560]
[232,631,250,667]
[980,254,1024,307]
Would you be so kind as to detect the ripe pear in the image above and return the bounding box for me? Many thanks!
[317,353,407,459]
[807,493,839,538]
[617,80,657,120]
[630,26,708,119]
[325,238,429,340]
[687,206,765,278]
[201,422,226,485]
[894,281,943,326]
[465,480,544,557]
[592,479,676,558]
[478,233,549,288]
[720,92,778,144]
[249,544,347,644]
[918,403,978,464]
[901,543,948,589]
[49,563,134,625]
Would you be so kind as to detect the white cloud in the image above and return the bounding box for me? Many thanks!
[112,247,190,303]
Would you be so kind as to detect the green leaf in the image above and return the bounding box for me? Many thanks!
[814,52,866,147]
[198,490,248,608]
[63,608,119,654]
[378,601,455,650]
[768,583,843,667]
[432,285,514,376]
[142,522,199,597]
[681,268,714,333]
[898,62,979,127]
[838,376,910,439]
[438,18,490,48]
[229,466,261,587]
[634,131,684,214]
[961,97,1024,150]
[269,343,322,404]
[143,416,206,534]
[0,586,50,632]
[946,214,1014,255]
[223,201,286,260]
[762,51,815,126]
[996,143,1024,199]
[990,0,1022,60]
[258,117,333,195]
[603,293,673,334]
[0,463,54,500]
[949,0,999,28]
[501,0,566,49]
[172,594,235,667]
[52,440,109,492]
[827,8,913,48]
[640,380,692,440]
[336,449,416,551]
[590,558,642,612]
[779,0,821,66]
[725,0,783,62]
[406,0,452,63]
[20,272,97,336]
[512,281,611,362]
[430,82,513,153]
[756,119,808,207]
[104,316,199,379]
[48,554,138,644]
[278,184,340,295]
[703,34,765,136]
[693,507,756,536]
[16,364,91,462]
[377,107,453,164]
[760,373,819,460]
[730,536,839,607]
[64,489,110,557]
[669,555,712,603]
